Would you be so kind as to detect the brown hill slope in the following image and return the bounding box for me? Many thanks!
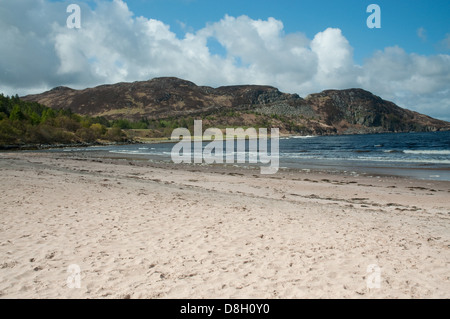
[22,77,450,135]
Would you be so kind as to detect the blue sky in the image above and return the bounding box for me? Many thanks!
[44,0,450,62]
[2,0,450,120]
[122,0,450,62]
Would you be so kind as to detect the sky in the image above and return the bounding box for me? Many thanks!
[1,0,449,120]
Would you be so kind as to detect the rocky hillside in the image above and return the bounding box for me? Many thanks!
[22,77,450,135]
[305,89,448,133]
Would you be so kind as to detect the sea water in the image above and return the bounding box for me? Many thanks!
[53,131,450,181]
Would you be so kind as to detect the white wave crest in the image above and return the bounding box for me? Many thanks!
[291,135,317,139]
[403,150,450,155]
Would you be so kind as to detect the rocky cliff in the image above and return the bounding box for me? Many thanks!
[22,77,450,135]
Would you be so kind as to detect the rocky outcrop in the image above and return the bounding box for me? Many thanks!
[21,77,450,134]
[306,89,449,133]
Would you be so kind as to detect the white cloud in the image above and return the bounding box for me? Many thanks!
[310,28,361,89]
[204,15,317,90]
[0,0,449,121]
[441,33,450,51]
[358,47,450,120]
[417,27,427,42]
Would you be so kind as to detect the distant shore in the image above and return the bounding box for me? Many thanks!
[2,128,449,152]
[0,131,291,151]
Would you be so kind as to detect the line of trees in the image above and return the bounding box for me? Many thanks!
[0,94,204,145]
[0,94,125,146]
[1,94,311,146]
[110,117,195,130]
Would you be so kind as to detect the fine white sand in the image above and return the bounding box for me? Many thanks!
[0,152,449,298]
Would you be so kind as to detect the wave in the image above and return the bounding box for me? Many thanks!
[63,147,106,152]
[291,135,317,139]
[403,150,450,155]
[353,156,450,165]
[280,153,450,164]
[109,150,164,156]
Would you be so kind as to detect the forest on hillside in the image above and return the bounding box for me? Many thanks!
[0,94,126,147]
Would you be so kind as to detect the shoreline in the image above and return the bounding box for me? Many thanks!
[3,128,449,152]
[5,130,448,182]
[52,149,450,182]
[0,151,449,298]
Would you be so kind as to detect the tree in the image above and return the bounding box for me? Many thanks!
[29,112,41,125]
[75,127,97,142]
[113,119,132,129]
[41,108,56,123]
[0,119,20,144]
[90,123,106,137]
[9,105,24,121]
[105,127,125,142]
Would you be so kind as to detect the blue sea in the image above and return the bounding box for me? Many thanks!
[55,131,450,181]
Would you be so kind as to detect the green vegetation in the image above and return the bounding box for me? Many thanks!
[0,95,204,146]
[0,94,313,148]
[0,94,125,147]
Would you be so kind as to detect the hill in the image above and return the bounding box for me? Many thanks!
[22,77,450,135]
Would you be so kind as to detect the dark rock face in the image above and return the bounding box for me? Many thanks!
[306,89,449,133]
[21,77,450,134]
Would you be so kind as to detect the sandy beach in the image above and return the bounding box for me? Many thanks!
[0,151,449,299]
